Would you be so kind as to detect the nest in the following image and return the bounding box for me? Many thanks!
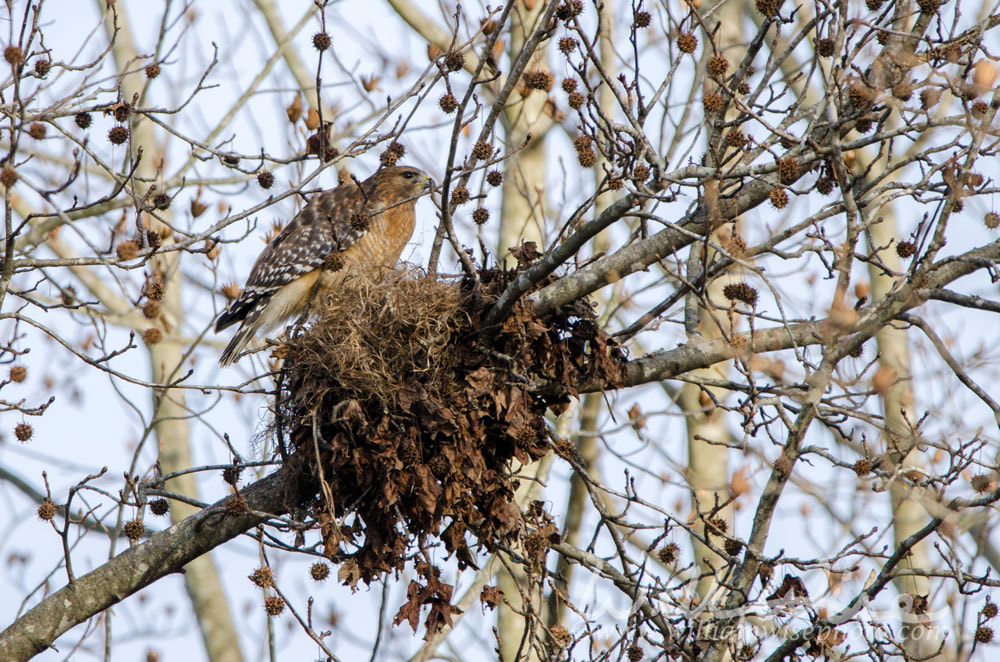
[277,258,626,635]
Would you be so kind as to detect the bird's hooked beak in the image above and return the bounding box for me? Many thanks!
[423,175,436,192]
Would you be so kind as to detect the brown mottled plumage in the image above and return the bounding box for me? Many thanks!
[216,165,432,365]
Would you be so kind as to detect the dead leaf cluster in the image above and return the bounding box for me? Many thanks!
[277,257,626,637]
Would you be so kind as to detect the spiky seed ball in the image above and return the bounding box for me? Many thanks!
[386,141,405,159]
[578,148,596,168]
[152,193,170,210]
[725,129,745,147]
[113,103,130,123]
[773,454,792,475]
[677,32,698,54]
[310,562,330,581]
[573,135,592,152]
[34,59,50,78]
[778,156,799,183]
[849,342,864,358]
[149,498,169,516]
[450,185,470,205]
[769,187,789,209]
[444,50,464,72]
[971,474,992,493]
[982,599,998,619]
[249,566,274,588]
[28,123,46,140]
[108,125,129,145]
[486,170,503,186]
[816,39,834,57]
[755,0,781,17]
[556,1,583,20]
[917,0,940,13]
[633,164,650,182]
[4,45,22,65]
[567,91,585,109]
[985,212,999,229]
[972,101,988,118]
[866,0,884,7]
[558,37,577,54]
[472,140,492,160]
[658,542,679,564]
[553,439,578,461]
[75,112,92,129]
[142,327,163,345]
[439,93,458,114]
[257,171,274,189]
[123,519,145,542]
[848,84,874,109]
[223,154,240,167]
[380,147,401,167]
[892,82,913,101]
[222,465,242,486]
[142,300,160,319]
[9,365,26,383]
[724,538,744,556]
[975,627,993,643]
[312,32,332,51]
[634,11,651,28]
[551,625,572,648]
[14,423,35,442]
[145,276,164,301]
[816,177,834,195]
[0,166,16,188]
[37,498,57,521]
[953,199,965,213]
[855,117,873,133]
[627,645,643,661]
[703,92,724,113]
[225,495,249,516]
[145,63,161,79]
[561,78,577,93]
[608,177,624,190]
[264,596,285,616]
[853,458,873,476]
[726,233,747,257]
[116,240,139,261]
[895,240,916,258]
[707,55,729,78]
[737,81,751,95]
[472,207,490,225]
[524,69,553,91]
[323,252,344,272]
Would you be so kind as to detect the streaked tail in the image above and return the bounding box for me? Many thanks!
[219,323,256,366]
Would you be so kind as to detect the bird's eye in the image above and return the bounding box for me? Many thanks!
[402,171,415,179]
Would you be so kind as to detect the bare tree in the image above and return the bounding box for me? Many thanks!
[2,1,1000,661]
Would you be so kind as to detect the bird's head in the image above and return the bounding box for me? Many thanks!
[374,165,435,202]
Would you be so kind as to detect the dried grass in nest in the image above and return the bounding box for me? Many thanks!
[278,259,627,637]
[290,265,465,404]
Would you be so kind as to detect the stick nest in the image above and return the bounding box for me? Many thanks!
[277,257,626,635]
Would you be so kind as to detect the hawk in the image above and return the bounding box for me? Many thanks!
[216,165,433,365]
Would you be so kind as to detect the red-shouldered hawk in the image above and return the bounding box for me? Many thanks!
[215,165,433,365]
